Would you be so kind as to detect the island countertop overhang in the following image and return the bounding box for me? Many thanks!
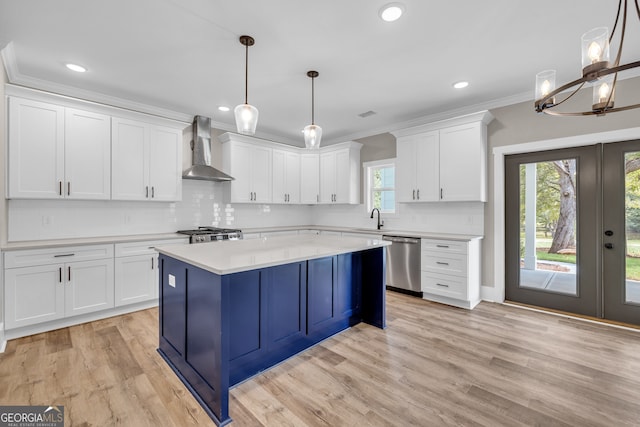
[155,234,391,275]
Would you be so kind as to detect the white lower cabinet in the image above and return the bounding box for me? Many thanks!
[4,244,115,329]
[420,238,482,309]
[114,239,187,306]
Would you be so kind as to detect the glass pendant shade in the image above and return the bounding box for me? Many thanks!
[592,74,615,111]
[581,27,610,78]
[303,124,322,149]
[535,69,556,105]
[234,103,259,135]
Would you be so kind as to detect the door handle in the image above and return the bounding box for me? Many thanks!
[604,243,614,249]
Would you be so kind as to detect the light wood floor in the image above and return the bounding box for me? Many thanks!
[2,292,640,426]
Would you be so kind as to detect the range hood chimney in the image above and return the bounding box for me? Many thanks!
[182,115,234,182]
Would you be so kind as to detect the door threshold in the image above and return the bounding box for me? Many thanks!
[503,300,640,332]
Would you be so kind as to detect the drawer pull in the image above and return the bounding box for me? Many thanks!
[59,267,62,283]
[436,261,449,265]
[436,283,449,288]
[54,253,75,258]
[68,266,71,282]
[436,245,450,248]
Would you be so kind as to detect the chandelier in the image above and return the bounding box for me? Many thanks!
[534,0,640,116]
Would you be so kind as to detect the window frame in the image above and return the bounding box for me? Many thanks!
[363,158,398,216]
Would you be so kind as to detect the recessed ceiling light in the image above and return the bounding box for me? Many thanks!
[218,106,230,112]
[379,3,404,22]
[65,63,86,73]
[453,81,469,89]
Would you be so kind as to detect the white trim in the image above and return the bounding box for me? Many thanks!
[3,300,158,342]
[390,110,494,138]
[492,126,640,302]
[363,158,397,215]
[0,323,5,353]
[481,285,501,303]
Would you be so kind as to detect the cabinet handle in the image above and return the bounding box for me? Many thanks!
[59,267,62,283]
[412,189,415,200]
[436,283,449,288]
[146,186,149,198]
[67,182,71,196]
[440,188,443,200]
[54,253,75,258]
[59,181,63,196]
[151,257,154,270]
[68,266,71,282]
[436,261,450,265]
[151,186,155,198]
[436,245,450,248]
[417,189,420,200]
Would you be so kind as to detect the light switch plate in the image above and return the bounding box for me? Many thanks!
[168,274,176,288]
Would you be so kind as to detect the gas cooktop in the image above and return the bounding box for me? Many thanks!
[177,227,243,243]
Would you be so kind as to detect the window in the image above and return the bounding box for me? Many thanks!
[364,159,396,214]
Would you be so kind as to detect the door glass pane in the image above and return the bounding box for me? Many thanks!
[625,152,640,304]
[519,160,577,296]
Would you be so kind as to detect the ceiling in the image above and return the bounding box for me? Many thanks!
[2,0,640,146]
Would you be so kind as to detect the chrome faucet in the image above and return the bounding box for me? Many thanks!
[370,208,383,230]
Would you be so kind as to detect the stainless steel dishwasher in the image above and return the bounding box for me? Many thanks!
[382,235,422,297]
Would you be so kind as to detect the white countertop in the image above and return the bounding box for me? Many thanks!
[155,234,391,275]
[243,225,483,242]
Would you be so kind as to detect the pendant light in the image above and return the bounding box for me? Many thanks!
[303,70,322,149]
[234,35,259,135]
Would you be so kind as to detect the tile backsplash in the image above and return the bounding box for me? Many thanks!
[8,180,483,242]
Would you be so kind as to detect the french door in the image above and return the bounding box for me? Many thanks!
[505,140,640,325]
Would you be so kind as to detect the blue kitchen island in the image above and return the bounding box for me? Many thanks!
[155,234,390,426]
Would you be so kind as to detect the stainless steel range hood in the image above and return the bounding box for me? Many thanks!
[182,115,234,182]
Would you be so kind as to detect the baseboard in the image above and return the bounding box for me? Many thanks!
[4,300,158,342]
[0,322,6,353]
[481,285,503,303]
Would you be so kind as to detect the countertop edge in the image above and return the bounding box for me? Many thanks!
[156,235,391,275]
[2,233,188,251]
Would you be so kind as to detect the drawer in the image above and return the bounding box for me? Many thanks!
[421,251,467,277]
[421,239,467,255]
[115,238,188,257]
[421,272,467,300]
[5,244,114,268]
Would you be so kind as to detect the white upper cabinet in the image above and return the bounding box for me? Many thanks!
[8,97,64,199]
[111,118,149,200]
[8,90,185,202]
[64,108,111,199]
[300,153,319,204]
[149,125,183,201]
[319,141,362,204]
[221,134,359,205]
[112,117,182,201]
[272,148,300,204]
[396,131,439,202]
[221,133,272,203]
[439,122,487,202]
[392,111,493,203]
[8,97,110,199]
